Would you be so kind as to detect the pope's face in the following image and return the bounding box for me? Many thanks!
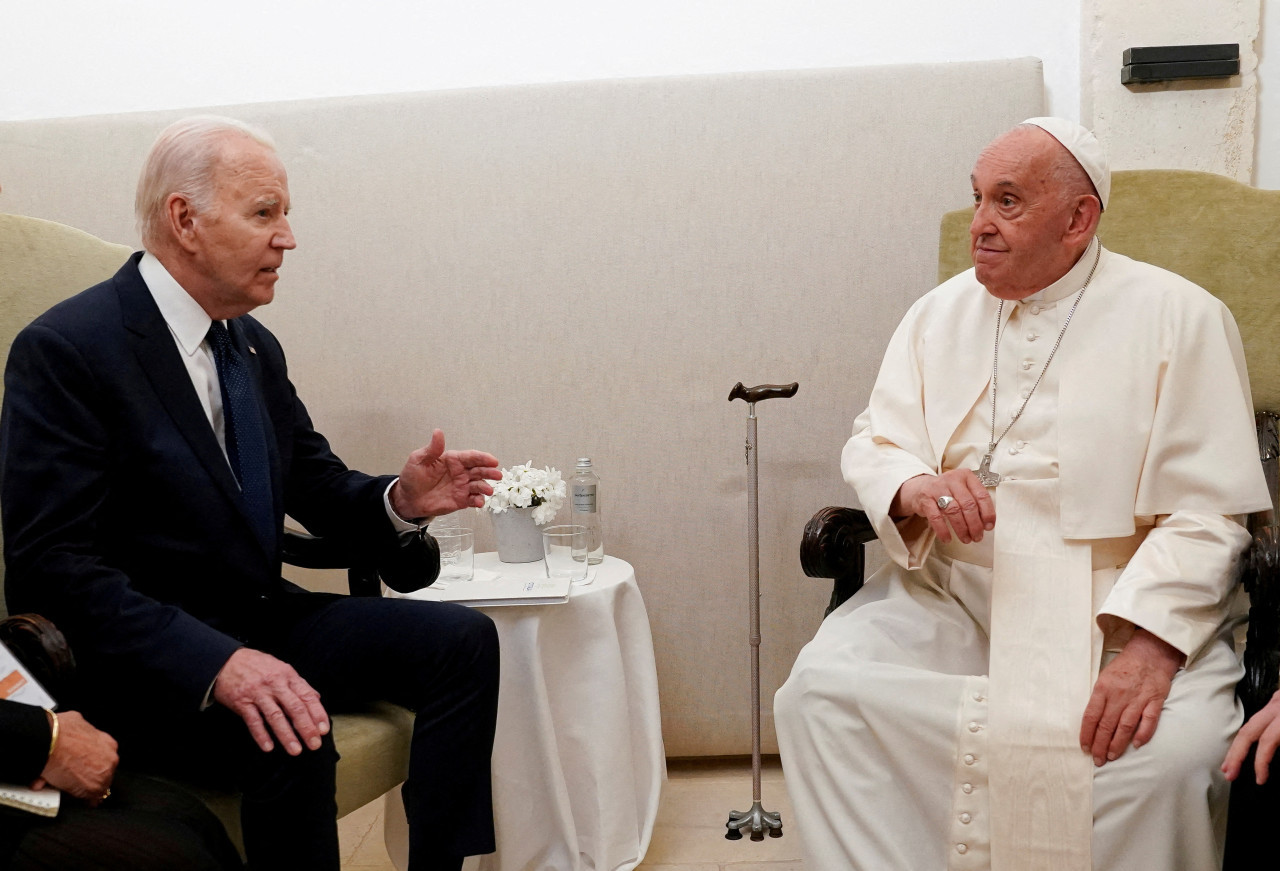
[968,128,1080,301]
[187,137,296,318]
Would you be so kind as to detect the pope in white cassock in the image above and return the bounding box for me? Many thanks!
[774,118,1274,870]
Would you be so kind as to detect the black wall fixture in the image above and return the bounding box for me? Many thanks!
[1121,44,1240,84]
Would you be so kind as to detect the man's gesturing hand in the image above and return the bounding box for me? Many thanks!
[891,470,996,544]
[1079,627,1183,767]
[390,428,502,520]
[1223,689,1280,784]
[214,648,330,755]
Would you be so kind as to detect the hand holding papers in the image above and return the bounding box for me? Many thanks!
[0,639,61,816]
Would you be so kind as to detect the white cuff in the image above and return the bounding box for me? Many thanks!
[384,479,427,536]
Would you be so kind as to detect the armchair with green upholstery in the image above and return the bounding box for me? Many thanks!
[0,212,422,853]
[799,170,1280,866]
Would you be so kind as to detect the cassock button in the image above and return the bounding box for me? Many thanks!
[962,782,974,794]
[968,721,982,732]
[972,692,985,702]
[1027,331,1040,341]
[963,754,976,765]
[1008,445,1019,455]
[1021,359,1035,370]
[1030,304,1042,315]
[959,813,972,824]
[956,843,969,855]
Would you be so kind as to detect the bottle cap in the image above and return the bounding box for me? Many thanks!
[576,457,592,467]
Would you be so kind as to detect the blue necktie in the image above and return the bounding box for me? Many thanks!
[207,320,276,552]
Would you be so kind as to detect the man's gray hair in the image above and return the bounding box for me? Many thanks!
[135,115,276,249]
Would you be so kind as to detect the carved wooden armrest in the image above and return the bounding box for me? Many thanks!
[800,506,877,616]
[1242,411,1280,715]
[1241,526,1280,716]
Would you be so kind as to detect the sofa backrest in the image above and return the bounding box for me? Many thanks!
[0,59,1044,754]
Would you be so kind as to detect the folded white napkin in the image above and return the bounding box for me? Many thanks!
[432,566,502,590]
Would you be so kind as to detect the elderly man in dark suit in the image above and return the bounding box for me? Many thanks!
[0,116,502,871]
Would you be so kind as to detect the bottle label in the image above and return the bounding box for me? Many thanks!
[572,484,597,513]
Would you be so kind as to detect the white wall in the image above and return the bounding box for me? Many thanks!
[1258,0,1280,187]
[1083,0,1261,183]
[12,1,1280,180]
[1,0,1078,120]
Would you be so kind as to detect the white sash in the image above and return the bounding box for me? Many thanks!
[987,479,1093,870]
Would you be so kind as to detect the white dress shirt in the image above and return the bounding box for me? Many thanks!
[138,252,417,532]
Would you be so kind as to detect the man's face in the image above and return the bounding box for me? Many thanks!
[968,128,1079,301]
[187,136,296,317]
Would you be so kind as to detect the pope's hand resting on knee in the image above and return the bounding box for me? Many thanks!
[1079,627,1183,767]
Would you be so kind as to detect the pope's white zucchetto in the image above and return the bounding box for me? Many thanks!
[1021,116,1111,211]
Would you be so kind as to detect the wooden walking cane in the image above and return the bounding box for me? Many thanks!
[725,381,798,841]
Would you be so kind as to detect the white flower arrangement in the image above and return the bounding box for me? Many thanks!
[483,462,567,526]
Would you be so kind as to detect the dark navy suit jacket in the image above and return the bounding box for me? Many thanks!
[0,253,400,714]
[0,699,49,785]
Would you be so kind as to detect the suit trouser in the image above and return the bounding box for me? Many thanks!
[105,592,500,871]
[1,771,243,871]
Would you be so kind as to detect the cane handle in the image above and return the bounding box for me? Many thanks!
[728,382,799,404]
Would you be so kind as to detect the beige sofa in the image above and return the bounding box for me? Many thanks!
[0,58,1044,757]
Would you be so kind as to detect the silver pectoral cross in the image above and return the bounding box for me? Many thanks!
[976,450,1002,488]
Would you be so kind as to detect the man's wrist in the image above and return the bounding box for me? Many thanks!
[890,474,930,518]
[1128,627,1185,675]
[385,479,430,531]
[45,708,60,760]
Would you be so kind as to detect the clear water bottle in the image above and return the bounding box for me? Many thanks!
[571,458,604,564]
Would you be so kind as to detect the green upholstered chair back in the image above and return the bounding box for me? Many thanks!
[938,170,1280,415]
[0,214,132,617]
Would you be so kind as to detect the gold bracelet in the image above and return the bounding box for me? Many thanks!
[45,709,60,759]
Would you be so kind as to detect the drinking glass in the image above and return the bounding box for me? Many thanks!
[541,524,590,584]
[434,529,474,582]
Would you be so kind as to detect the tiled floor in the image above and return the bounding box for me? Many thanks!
[337,756,805,871]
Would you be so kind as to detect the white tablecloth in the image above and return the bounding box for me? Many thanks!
[384,554,666,871]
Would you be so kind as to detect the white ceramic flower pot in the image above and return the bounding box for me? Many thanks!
[489,506,544,563]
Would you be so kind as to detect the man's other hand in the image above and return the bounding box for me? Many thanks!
[1223,689,1280,784]
[34,710,118,805]
[891,469,996,544]
[390,428,501,519]
[1079,627,1183,767]
[213,648,330,755]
